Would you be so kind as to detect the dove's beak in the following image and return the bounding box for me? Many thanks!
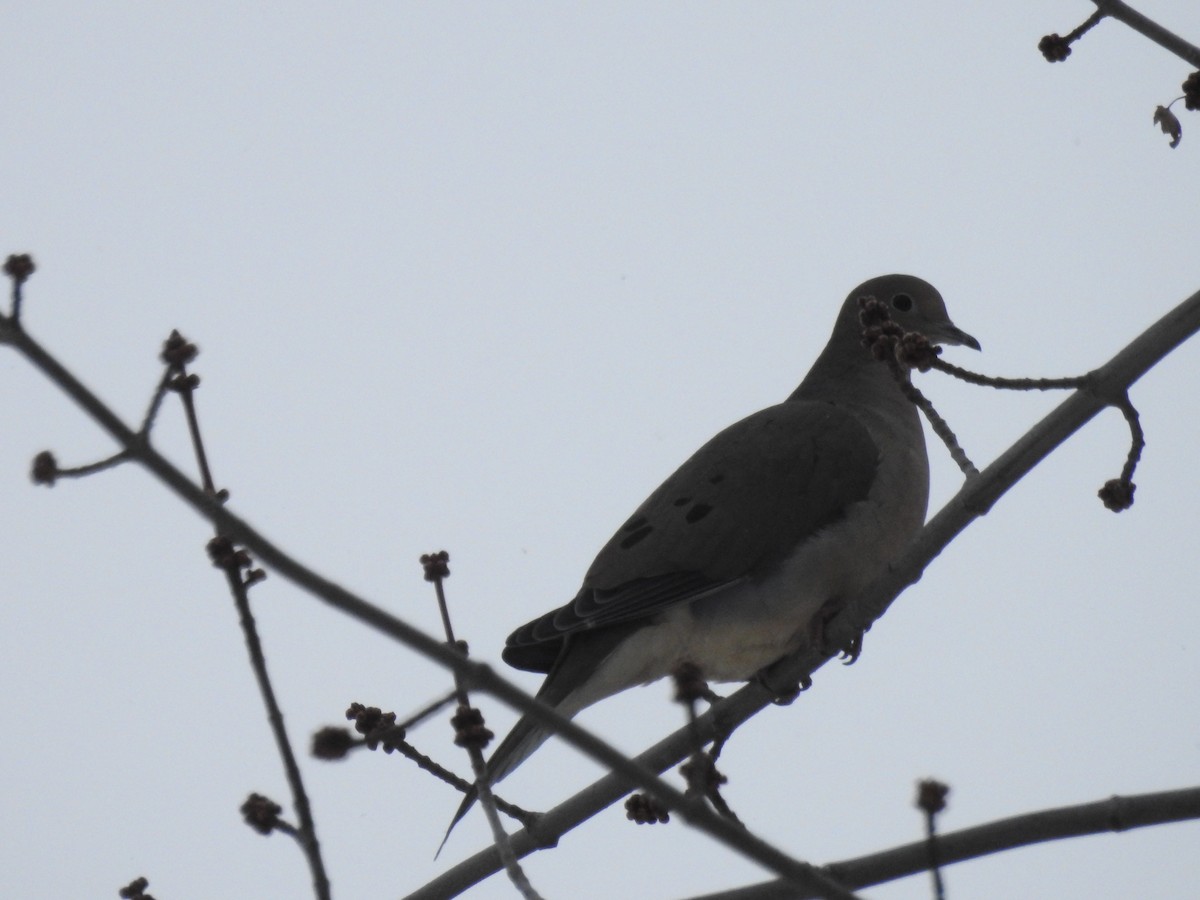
[938,324,981,352]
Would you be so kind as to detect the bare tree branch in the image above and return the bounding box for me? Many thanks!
[680,785,1200,900]
[1093,0,1200,67]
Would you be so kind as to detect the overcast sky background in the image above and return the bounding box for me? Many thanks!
[3,3,1199,899]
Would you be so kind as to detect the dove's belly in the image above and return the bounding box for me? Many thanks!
[579,494,925,697]
[562,399,930,707]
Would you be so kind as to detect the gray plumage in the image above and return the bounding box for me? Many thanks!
[447,274,978,836]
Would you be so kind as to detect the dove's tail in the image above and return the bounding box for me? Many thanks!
[437,713,554,855]
[437,623,640,855]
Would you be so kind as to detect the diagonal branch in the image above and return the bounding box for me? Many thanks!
[678,785,1200,900]
[1092,0,1200,68]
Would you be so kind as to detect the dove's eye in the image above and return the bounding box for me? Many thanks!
[891,293,913,312]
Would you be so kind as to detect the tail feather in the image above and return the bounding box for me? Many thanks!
[436,713,552,855]
[437,623,638,854]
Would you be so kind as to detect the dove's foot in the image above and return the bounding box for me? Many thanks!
[810,596,867,664]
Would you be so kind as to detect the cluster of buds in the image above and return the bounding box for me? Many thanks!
[205,535,266,586]
[451,704,493,751]
[624,792,670,825]
[421,550,451,581]
[344,702,405,751]
[858,296,941,371]
[240,793,283,835]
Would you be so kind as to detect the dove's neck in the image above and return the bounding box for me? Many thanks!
[791,332,931,533]
[787,336,913,414]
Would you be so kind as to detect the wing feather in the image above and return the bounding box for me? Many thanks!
[503,400,878,673]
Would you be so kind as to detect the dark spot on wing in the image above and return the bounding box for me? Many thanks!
[685,503,713,523]
[673,497,690,506]
[708,473,725,484]
[622,516,648,532]
[620,525,654,549]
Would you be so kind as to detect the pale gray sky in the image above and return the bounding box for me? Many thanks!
[3,3,1199,899]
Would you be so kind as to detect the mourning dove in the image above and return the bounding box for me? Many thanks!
[450,274,978,834]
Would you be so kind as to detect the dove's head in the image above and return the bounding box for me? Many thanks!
[844,274,980,351]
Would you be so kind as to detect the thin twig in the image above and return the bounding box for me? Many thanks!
[381,732,536,825]
[916,780,950,900]
[49,450,135,480]
[674,664,740,825]
[2,253,35,323]
[424,554,543,900]
[1113,393,1145,485]
[138,366,177,437]
[930,357,1087,392]
[887,359,978,477]
[226,569,330,898]
[182,405,328,900]
[172,368,218,495]
[397,690,460,732]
